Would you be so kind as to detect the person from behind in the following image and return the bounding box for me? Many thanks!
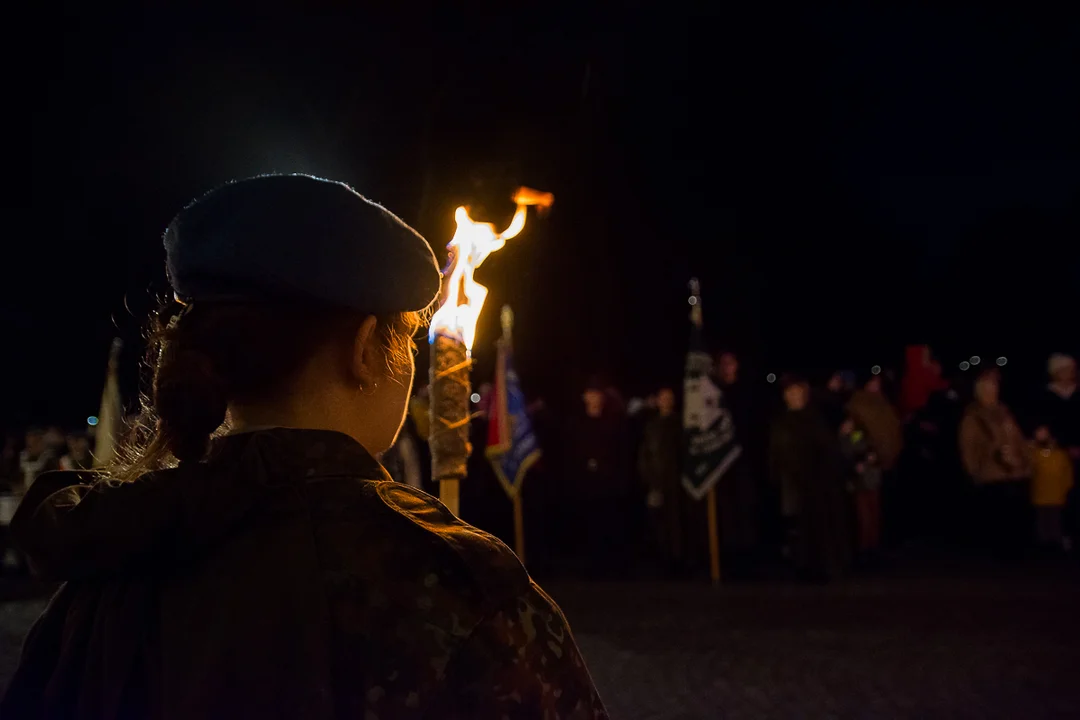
[1029,425,1073,552]
[3,175,607,719]
[839,417,883,566]
[959,369,1032,561]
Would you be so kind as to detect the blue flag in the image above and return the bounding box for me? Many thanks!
[486,336,542,499]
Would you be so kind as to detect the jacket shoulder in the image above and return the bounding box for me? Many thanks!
[372,482,530,612]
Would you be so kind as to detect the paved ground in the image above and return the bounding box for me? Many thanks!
[3,553,1079,718]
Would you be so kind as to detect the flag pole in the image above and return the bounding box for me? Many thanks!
[513,492,526,565]
[499,306,527,564]
[707,489,721,586]
[687,278,722,585]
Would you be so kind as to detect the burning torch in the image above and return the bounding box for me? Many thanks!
[428,187,553,516]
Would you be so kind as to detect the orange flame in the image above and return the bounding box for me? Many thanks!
[429,187,552,352]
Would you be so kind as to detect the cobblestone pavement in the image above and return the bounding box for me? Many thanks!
[3,557,1079,718]
[550,560,1080,719]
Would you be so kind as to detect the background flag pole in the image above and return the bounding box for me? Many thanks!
[486,304,543,564]
[683,279,742,586]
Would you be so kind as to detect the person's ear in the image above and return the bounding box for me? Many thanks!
[351,316,381,388]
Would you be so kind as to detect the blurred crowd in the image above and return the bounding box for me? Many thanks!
[387,346,1079,583]
[3,347,1078,583]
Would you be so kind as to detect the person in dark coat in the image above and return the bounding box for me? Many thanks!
[715,351,761,578]
[2,175,607,719]
[566,381,632,578]
[816,370,855,431]
[637,387,686,573]
[769,375,852,582]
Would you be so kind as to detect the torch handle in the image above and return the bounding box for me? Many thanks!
[429,333,472,517]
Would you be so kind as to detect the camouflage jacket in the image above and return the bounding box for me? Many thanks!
[2,428,608,719]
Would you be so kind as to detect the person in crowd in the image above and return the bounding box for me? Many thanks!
[715,351,761,579]
[59,431,94,472]
[566,379,631,578]
[18,427,60,494]
[1035,354,1080,458]
[769,375,851,582]
[846,372,904,542]
[904,381,964,544]
[637,387,684,574]
[817,371,855,431]
[899,345,949,421]
[958,368,1032,561]
[2,175,607,718]
[1033,354,1080,543]
[839,417,883,565]
[1029,425,1073,552]
[846,373,904,474]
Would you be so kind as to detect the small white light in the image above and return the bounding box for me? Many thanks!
[469,393,481,404]
[871,365,882,375]
[688,296,698,306]
[959,361,971,371]
[970,356,981,365]
[87,416,99,426]
[766,373,777,384]
[996,356,1007,367]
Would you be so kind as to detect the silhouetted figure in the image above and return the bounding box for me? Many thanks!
[638,387,685,573]
[567,382,631,578]
[2,175,607,719]
[716,351,760,579]
[769,376,851,582]
[847,373,904,544]
[1033,354,1080,543]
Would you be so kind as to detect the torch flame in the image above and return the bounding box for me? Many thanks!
[429,187,552,352]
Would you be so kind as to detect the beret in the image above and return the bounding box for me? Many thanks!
[164,174,441,313]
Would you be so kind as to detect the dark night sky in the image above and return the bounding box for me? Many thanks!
[2,6,1078,430]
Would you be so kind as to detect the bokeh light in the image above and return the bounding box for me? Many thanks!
[766,373,777,384]
[87,416,99,426]
[996,357,1008,367]
[959,361,971,371]
[470,393,481,404]
[871,365,882,375]
[970,356,981,365]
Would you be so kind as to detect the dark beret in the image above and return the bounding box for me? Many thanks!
[164,174,441,313]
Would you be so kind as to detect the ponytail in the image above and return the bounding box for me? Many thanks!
[153,343,229,464]
[109,299,424,481]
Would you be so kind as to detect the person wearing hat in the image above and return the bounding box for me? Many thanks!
[2,175,607,719]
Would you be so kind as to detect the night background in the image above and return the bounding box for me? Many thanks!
[2,6,1075,429]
